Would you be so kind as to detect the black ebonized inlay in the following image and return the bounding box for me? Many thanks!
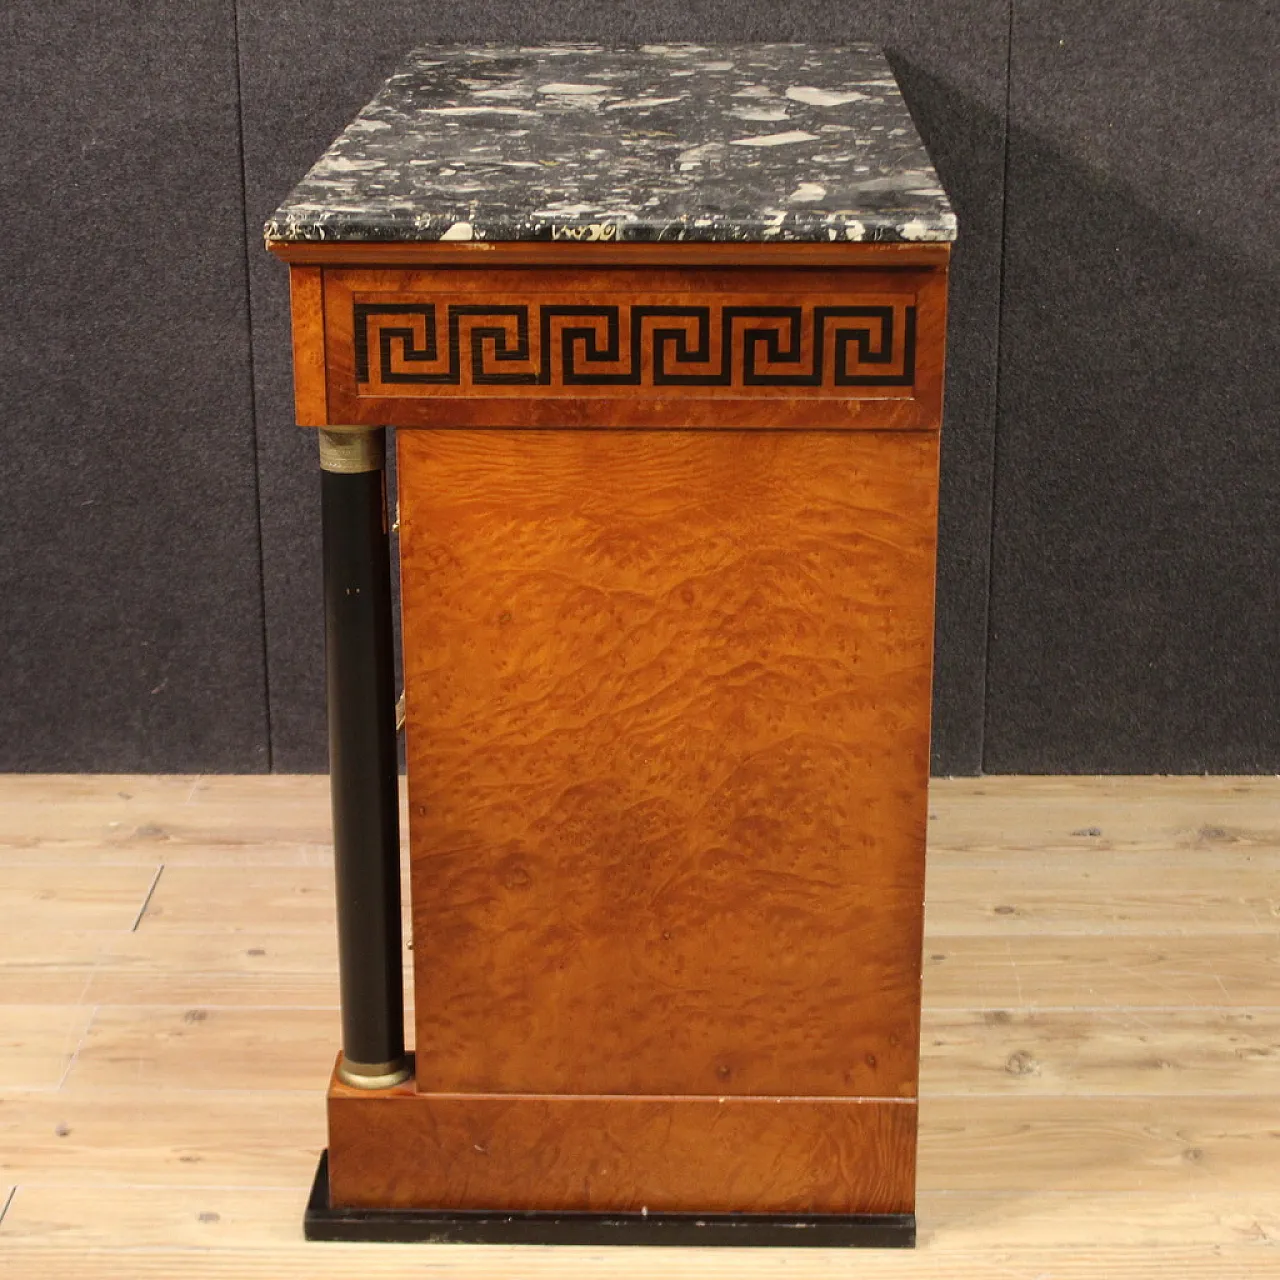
[354,302,916,389]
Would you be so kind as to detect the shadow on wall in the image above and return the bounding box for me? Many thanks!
[984,119,1280,772]
[886,55,1006,777]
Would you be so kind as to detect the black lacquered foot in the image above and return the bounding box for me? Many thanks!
[304,1152,915,1248]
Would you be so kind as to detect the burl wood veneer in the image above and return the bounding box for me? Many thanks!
[328,1064,917,1214]
[399,426,938,1104]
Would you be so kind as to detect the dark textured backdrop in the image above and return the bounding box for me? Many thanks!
[2,2,1275,775]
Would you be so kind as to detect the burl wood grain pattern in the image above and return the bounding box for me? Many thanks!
[287,265,327,427]
[327,1063,917,1214]
[400,427,939,1100]
[323,266,945,429]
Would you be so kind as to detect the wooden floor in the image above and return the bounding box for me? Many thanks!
[0,775,1278,1277]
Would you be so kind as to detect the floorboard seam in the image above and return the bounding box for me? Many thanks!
[54,1003,100,1091]
[129,865,166,932]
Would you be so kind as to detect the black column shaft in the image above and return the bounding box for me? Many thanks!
[320,436,407,1085]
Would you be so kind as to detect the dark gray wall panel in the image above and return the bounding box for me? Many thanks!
[986,2,1280,771]
[238,0,1007,774]
[0,2,268,771]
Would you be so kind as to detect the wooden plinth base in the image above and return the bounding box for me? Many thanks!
[306,1152,916,1247]
[324,1057,917,1221]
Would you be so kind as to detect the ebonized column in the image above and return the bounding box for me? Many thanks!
[319,425,410,1090]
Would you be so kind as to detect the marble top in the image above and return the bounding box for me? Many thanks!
[265,43,955,245]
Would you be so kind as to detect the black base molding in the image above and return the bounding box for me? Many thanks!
[304,1151,916,1248]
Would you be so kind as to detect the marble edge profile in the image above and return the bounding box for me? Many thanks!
[262,210,958,247]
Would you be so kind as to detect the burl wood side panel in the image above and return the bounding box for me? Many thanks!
[327,1069,917,1214]
[324,266,945,429]
[287,265,327,426]
[400,428,939,1099]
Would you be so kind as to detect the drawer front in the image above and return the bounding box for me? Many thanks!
[318,266,946,430]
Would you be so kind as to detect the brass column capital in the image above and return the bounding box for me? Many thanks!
[318,425,385,474]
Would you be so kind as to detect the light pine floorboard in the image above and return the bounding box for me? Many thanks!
[0,774,1277,1279]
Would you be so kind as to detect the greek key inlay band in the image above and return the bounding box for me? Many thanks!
[353,301,916,392]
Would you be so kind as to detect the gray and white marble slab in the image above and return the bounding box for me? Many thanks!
[266,43,955,245]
